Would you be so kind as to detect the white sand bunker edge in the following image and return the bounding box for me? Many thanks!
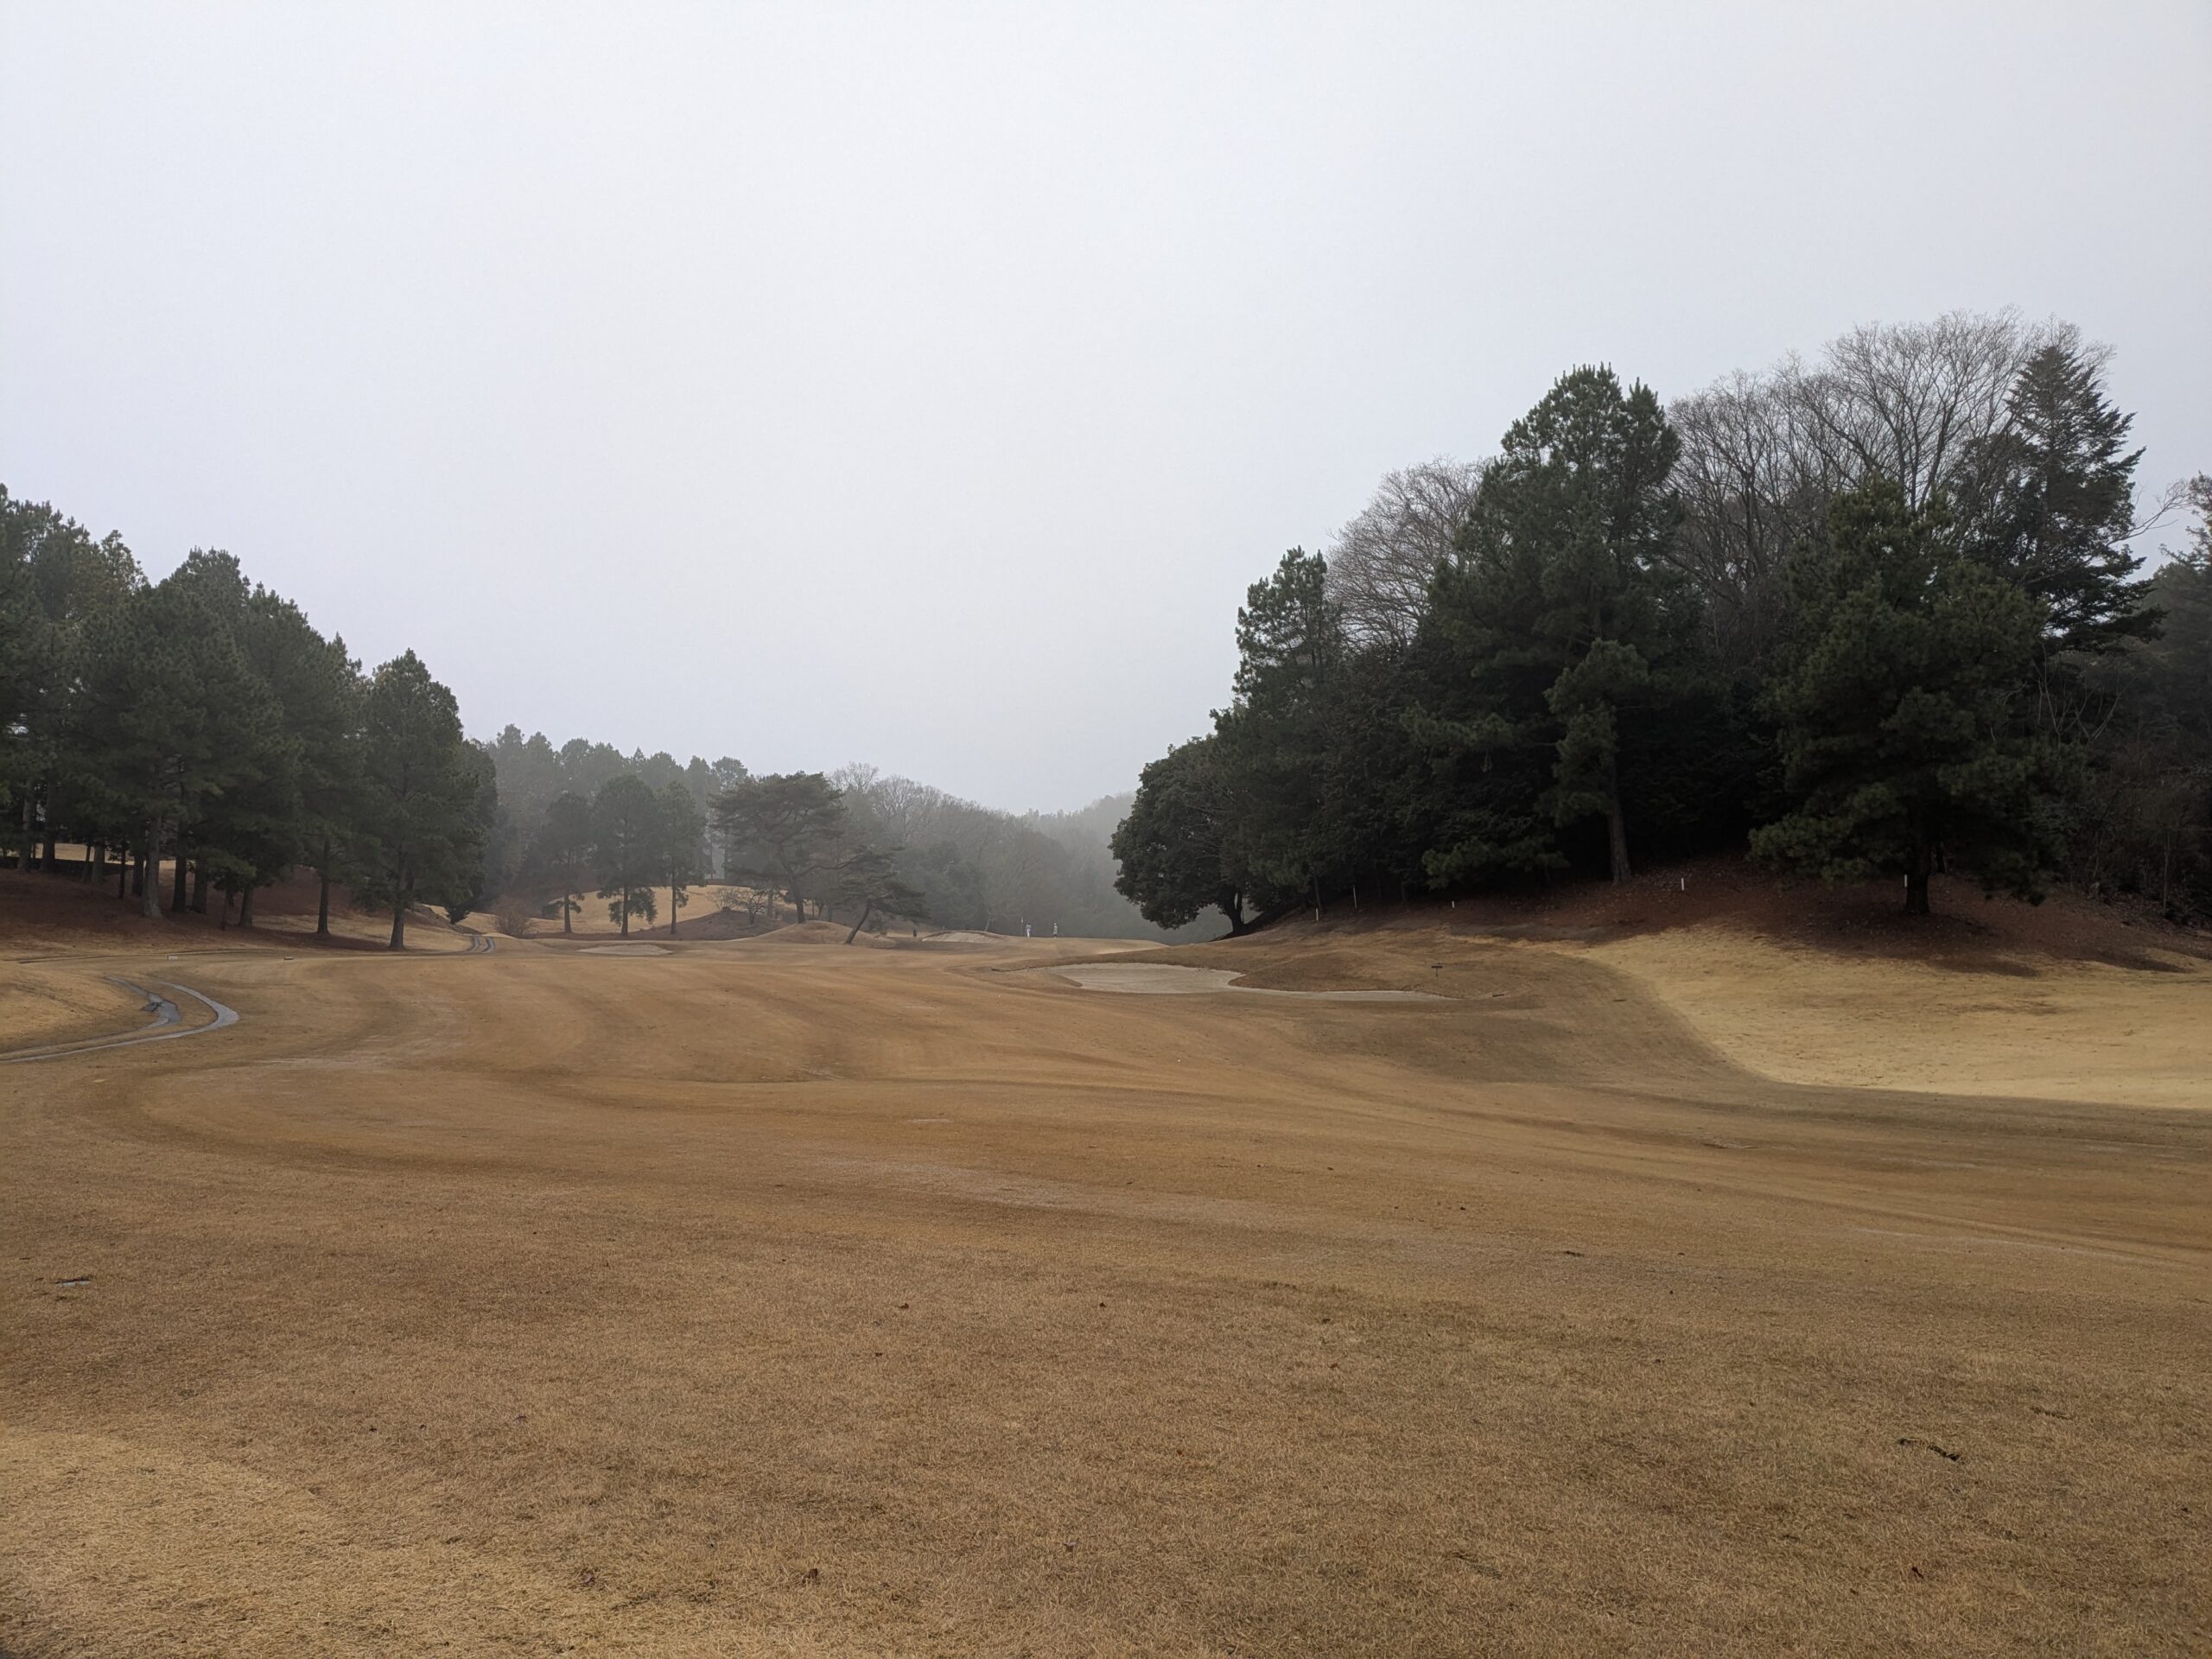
[1048,963,1448,1001]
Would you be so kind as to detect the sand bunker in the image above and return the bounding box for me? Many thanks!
[580,943,671,957]
[1050,963,1446,1001]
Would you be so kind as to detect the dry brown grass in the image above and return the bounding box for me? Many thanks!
[0,962,146,1051]
[477,883,786,941]
[2,868,2207,1655]
[1586,925,2211,1109]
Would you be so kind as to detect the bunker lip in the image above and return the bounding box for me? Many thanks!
[1045,962,1450,1001]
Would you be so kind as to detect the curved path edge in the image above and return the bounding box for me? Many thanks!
[0,978,242,1065]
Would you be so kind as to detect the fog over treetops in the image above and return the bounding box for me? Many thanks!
[3,5,2205,810]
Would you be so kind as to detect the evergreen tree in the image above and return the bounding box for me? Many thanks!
[531,790,595,933]
[1111,736,1247,933]
[715,772,848,925]
[831,846,929,943]
[2,489,142,868]
[1211,549,1343,907]
[234,598,364,936]
[1423,365,1688,884]
[1961,343,2157,666]
[591,772,664,937]
[1752,478,2067,914]
[73,575,283,918]
[203,582,362,925]
[658,779,706,937]
[2073,476,2212,912]
[352,651,487,948]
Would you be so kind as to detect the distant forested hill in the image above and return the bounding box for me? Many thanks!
[474,730,1207,942]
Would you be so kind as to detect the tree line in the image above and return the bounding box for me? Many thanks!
[479,728,1197,942]
[1113,312,2212,931]
[3,505,1195,948]
[2,499,486,947]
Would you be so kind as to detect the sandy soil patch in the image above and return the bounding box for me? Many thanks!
[578,943,671,957]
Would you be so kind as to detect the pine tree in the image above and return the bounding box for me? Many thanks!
[352,652,487,948]
[714,772,848,925]
[202,581,364,924]
[591,773,664,937]
[1422,365,1688,883]
[1752,478,2067,914]
[1961,344,2156,665]
[73,575,283,918]
[3,490,141,868]
[1211,549,1343,906]
[832,846,928,943]
[528,790,595,933]
[658,779,706,937]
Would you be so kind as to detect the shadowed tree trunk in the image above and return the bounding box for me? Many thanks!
[1605,754,1632,885]
[1905,817,1933,915]
[389,853,410,949]
[1217,888,1251,937]
[316,839,334,938]
[170,840,188,912]
[239,887,256,929]
[142,820,162,918]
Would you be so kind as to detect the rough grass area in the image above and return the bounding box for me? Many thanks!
[3,866,2207,1656]
[0,962,147,1052]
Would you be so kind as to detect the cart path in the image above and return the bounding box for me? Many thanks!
[0,978,240,1065]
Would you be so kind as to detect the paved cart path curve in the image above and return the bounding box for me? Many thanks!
[1,978,241,1065]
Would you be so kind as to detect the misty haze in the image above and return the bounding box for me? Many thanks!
[3,5,2209,1656]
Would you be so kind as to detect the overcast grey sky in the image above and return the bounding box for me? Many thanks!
[4,3,2207,811]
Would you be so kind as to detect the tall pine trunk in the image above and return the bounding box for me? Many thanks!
[390,899,407,950]
[1904,819,1933,916]
[191,861,208,914]
[171,840,188,912]
[239,886,256,928]
[142,820,163,918]
[316,846,333,938]
[563,887,573,935]
[1605,752,1632,885]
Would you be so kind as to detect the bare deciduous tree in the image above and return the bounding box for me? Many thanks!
[1667,309,2073,672]
[1323,457,1485,648]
